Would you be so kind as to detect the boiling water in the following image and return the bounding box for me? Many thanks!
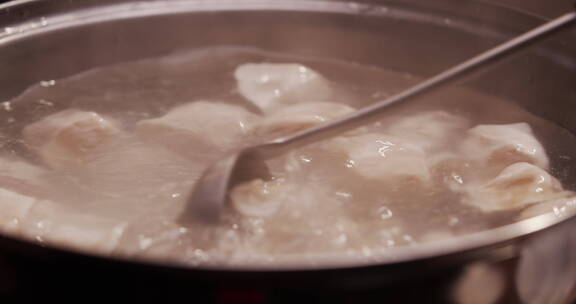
[1,47,575,265]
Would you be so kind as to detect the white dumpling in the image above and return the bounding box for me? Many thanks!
[0,188,37,234]
[234,63,332,112]
[462,162,564,212]
[385,111,469,151]
[0,156,49,199]
[428,153,471,192]
[0,156,53,234]
[23,109,120,169]
[135,101,259,159]
[250,102,355,138]
[459,123,549,170]
[62,136,201,218]
[0,156,46,182]
[21,201,126,254]
[230,178,288,217]
[107,218,194,261]
[331,133,431,184]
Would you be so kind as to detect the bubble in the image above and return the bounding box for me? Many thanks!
[40,80,56,87]
[1,101,12,111]
[378,206,393,220]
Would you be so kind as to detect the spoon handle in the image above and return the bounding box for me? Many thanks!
[258,10,576,159]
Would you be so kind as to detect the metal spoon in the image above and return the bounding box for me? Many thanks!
[182,10,576,224]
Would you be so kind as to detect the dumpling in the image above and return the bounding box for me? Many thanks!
[111,219,194,261]
[135,101,259,159]
[230,178,288,217]
[0,156,51,234]
[23,109,121,169]
[21,201,126,254]
[0,188,37,234]
[459,123,549,170]
[462,162,564,212]
[331,133,431,184]
[385,111,469,151]
[428,153,471,192]
[250,102,355,139]
[0,156,49,198]
[0,156,46,182]
[234,63,332,112]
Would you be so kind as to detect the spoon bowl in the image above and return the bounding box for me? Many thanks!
[182,146,275,223]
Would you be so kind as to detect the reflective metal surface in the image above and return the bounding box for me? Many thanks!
[0,0,575,302]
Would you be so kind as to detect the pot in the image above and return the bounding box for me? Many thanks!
[0,0,575,302]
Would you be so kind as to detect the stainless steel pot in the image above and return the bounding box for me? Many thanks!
[0,0,575,302]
